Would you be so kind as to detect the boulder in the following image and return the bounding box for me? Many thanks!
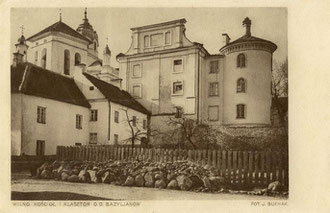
[71,168,80,176]
[135,174,145,187]
[124,176,135,186]
[102,171,115,184]
[144,172,155,187]
[155,172,165,180]
[40,169,52,179]
[87,170,99,183]
[61,172,69,181]
[202,177,212,189]
[155,179,167,189]
[78,169,90,182]
[189,175,203,189]
[68,174,79,182]
[167,173,176,181]
[176,175,193,191]
[209,176,225,190]
[268,181,282,192]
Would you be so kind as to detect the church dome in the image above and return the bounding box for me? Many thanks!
[76,8,98,44]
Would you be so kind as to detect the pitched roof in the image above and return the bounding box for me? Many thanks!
[27,21,91,43]
[11,63,91,108]
[83,73,150,115]
[220,34,277,52]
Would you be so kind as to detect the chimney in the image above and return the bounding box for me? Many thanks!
[222,33,231,45]
[243,17,251,36]
[13,52,23,67]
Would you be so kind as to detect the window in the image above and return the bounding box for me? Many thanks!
[37,106,46,124]
[90,109,98,121]
[144,35,149,47]
[210,60,219,73]
[237,53,246,68]
[41,48,47,69]
[165,32,171,45]
[76,114,82,129]
[114,134,118,145]
[75,53,81,65]
[64,49,70,75]
[94,41,97,50]
[89,133,97,144]
[143,119,147,130]
[209,82,219,96]
[150,34,163,46]
[75,143,82,146]
[34,51,38,64]
[208,106,219,121]
[132,84,142,98]
[237,78,246,93]
[132,64,142,78]
[114,111,119,123]
[132,116,137,127]
[172,80,183,95]
[236,104,245,119]
[173,59,183,72]
[36,140,45,156]
[89,86,94,91]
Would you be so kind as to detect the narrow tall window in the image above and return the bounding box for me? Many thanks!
[165,32,171,45]
[132,116,137,127]
[210,60,219,73]
[236,104,245,119]
[41,48,47,69]
[34,51,38,64]
[173,59,183,72]
[143,119,147,130]
[237,53,246,68]
[37,106,46,124]
[89,133,97,144]
[94,42,97,50]
[36,140,45,156]
[75,53,81,65]
[90,109,98,121]
[114,111,119,123]
[144,35,149,48]
[64,50,70,75]
[76,114,82,129]
[209,82,219,96]
[237,78,246,93]
[114,134,119,145]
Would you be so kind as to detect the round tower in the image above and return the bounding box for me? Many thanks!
[220,17,277,126]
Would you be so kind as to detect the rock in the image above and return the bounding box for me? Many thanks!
[176,175,193,191]
[102,171,116,184]
[155,179,167,189]
[155,172,164,180]
[167,179,179,190]
[87,170,99,183]
[61,172,69,181]
[189,175,203,189]
[167,173,176,181]
[40,169,51,179]
[268,181,282,192]
[144,172,155,187]
[124,176,135,186]
[209,176,225,190]
[135,174,144,187]
[68,174,79,182]
[202,177,212,189]
[78,169,90,182]
[72,168,80,176]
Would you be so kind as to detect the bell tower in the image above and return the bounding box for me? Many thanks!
[15,25,29,62]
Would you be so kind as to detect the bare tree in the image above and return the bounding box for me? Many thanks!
[272,58,288,127]
[121,108,147,149]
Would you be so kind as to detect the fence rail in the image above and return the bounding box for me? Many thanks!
[56,145,288,188]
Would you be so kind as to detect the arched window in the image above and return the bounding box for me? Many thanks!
[237,53,246,68]
[64,50,70,75]
[237,78,246,93]
[41,48,47,69]
[74,53,81,65]
[236,104,245,119]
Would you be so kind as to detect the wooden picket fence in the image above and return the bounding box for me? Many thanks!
[56,145,288,188]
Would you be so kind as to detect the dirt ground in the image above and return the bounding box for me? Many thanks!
[11,172,286,200]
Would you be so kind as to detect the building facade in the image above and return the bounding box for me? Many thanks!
[117,17,277,128]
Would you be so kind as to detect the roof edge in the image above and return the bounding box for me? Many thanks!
[130,18,187,31]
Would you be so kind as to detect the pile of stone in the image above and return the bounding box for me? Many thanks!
[35,159,226,192]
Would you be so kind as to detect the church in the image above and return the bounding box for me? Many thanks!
[11,9,278,156]
[11,9,150,156]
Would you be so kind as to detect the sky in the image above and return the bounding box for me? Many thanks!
[11,8,287,67]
